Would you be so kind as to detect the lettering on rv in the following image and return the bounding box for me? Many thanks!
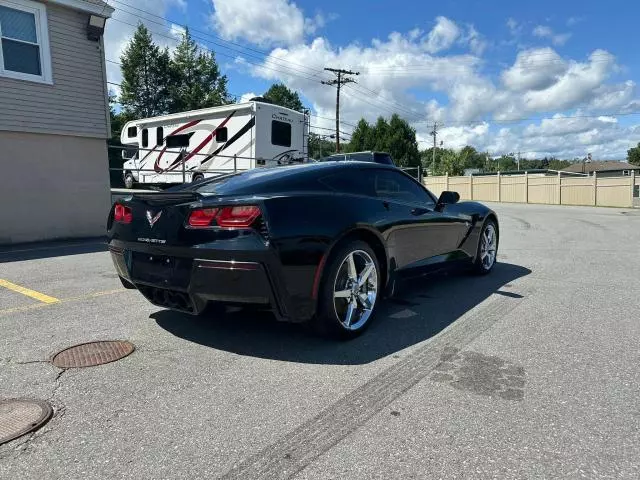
[272,113,293,123]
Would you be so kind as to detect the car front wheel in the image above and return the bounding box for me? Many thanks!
[473,219,498,274]
[314,240,381,339]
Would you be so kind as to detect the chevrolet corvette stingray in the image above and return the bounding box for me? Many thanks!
[108,162,499,338]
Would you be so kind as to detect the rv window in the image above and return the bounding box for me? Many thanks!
[271,121,291,147]
[127,126,137,138]
[141,129,149,148]
[166,133,192,149]
[156,127,164,146]
[216,127,228,143]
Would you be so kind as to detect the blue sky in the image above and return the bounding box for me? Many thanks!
[105,0,640,159]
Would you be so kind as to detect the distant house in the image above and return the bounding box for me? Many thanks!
[0,0,114,244]
[561,161,640,177]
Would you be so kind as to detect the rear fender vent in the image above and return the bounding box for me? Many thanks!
[256,217,270,242]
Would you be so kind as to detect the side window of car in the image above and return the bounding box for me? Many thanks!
[374,170,435,206]
[319,170,376,197]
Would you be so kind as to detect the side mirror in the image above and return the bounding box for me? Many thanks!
[436,191,460,211]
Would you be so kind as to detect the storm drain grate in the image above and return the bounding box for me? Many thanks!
[0,399,53,445]
[51,340,135,369]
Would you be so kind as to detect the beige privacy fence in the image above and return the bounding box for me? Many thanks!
[424,172,639,208]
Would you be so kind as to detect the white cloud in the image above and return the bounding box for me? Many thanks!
[210,0,327,47]
[522,114,617,138]
[502,48,567,92]
[423,16,461,53]
[170,24,186,39]
[438,123,490,150]
[477,115,640,160]
[464,25,488,55]
[522,50,616,111]
[532,25,572,46]
[587,81,636,111]
[240,92,258,103]
[567,16,584,27]
[506,18,521,36]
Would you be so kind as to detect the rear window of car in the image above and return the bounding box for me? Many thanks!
[193,166,317,195]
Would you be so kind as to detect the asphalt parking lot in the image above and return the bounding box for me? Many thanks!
[1,203,639,479]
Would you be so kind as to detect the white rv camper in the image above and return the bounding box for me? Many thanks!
[120,100,309,188]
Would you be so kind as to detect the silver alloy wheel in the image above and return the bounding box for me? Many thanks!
[333,250,378,331]
[480,224,497,270]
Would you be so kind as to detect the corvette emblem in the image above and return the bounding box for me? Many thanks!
[146,210,162,228]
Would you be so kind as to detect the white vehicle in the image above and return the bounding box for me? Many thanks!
[120,99,309,188]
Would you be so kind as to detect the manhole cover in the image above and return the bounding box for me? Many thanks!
[0,399,53,445]
[51,341,135,368]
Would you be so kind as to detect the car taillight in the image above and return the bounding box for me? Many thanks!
[114,203,132,224]
[188,208,219,227]
[217,206,261,228]
[187,206,261,229]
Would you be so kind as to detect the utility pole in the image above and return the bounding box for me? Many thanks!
[517,151,521,171]
[321,67,359,152]
[429,121,439,173]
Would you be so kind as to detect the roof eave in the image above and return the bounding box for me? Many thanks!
[48,0,115,18]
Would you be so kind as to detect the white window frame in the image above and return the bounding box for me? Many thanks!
[0,0,52,84]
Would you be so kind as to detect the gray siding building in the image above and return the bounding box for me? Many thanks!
[0,0,113,244]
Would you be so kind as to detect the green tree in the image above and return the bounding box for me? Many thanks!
[308,133,336,159]
[421,147,445,172]
[345,115,419,166]
[627,143,640,166]
[119,23,172,118]
[169,28,229,112]
[548,159,571,170]
[263,83,304,111]
[347,119,372,153]
[431,149,465,175]
[486,154,517,172]
[459,146,486,170]
[386,114,420,167]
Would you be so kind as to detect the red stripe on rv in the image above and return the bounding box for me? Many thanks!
[153,119,203,173]
[165,111,236,172]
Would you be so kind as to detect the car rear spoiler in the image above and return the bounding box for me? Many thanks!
[132,191,203,206]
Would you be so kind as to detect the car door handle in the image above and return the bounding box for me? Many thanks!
[382,201,390,210]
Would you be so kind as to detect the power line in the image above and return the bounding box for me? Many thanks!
[104,6,640,131]
[107,16,322,84]
[108,0,326,80]
[107,71,356,128]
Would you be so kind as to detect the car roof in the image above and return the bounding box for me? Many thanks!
[189,161,399,194]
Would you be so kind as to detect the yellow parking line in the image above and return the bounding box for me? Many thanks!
[0,278,60,304]
[0,288,126,316]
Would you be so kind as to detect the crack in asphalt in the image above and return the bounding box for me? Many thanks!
[220,288,531,480]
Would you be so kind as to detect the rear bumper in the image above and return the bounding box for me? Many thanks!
[109,242,293,321]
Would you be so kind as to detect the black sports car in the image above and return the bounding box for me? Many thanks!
[108,162,499,338]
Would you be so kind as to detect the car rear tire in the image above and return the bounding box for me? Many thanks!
[312,240,381,339]
[472,219,498,275]
[192,173,204,183]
